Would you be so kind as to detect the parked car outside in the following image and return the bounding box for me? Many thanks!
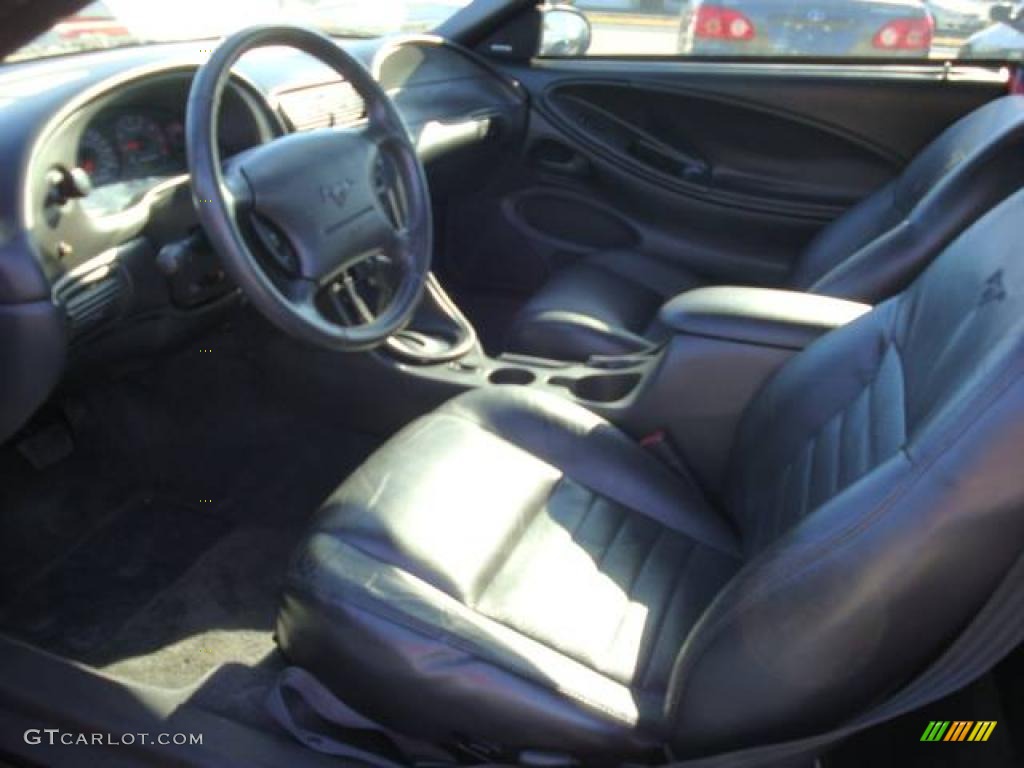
[7,1,132,60]
[926,0,989,35]
[677,0,936,57]
[959,0,1024,57]
[574,0,684,14]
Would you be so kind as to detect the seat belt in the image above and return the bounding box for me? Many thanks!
[269,549,1024,768]
[266,665,457,768]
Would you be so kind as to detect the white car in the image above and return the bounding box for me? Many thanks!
[926,0,989,35]
[959,1,1024,57]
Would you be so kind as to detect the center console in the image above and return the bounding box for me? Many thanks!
[383,277,870,494]
[634,286,870,493]
[380,273,657,414]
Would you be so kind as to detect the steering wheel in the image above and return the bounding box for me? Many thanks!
[186,26,432,350]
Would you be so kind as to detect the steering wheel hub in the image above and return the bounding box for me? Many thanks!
[187,25,431,350]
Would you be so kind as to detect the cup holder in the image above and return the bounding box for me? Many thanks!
[489,367,537,386]
[549,372,642,403]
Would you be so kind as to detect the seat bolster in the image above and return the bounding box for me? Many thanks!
[804,220,916,303]
[442,388,740,557]
[278,532,666,756]
[795,96,1024,300]
[506,252,705,361]
[583,250,708,297]
[789,182,900,294]
[507,308,658,362]
[506,262,662,361]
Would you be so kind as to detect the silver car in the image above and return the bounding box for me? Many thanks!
[678,0,936,57]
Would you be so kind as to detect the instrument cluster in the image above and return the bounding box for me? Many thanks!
[76,107,187,215]
[79,108,187,186]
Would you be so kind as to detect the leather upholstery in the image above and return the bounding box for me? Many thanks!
[658,286,870,350]
[675,189,1024,753]
[507,95,1024,362]
[278,387,741,757]
[793,95,1024,299]
[506,249,705,361]
[279,186,1024,758]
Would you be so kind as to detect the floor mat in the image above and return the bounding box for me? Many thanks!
[0,496,232,662]
[98,524,303,728]
[99,524,293,687]
[0,319,383,728]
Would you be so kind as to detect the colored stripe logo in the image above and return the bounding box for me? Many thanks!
[920,721,997,742]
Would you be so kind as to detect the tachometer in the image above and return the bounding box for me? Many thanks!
[78,128,121,186]
[114,113,170,175]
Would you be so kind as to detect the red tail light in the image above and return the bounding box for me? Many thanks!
[694,5,756,41]
[1012,68,1024,95]
[872,17,933,50]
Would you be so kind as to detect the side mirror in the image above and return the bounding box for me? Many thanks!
[539,5,592,57]
[990,4,1013,23]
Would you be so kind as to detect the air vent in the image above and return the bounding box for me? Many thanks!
[276,80,365,132]
[53,251,129,340]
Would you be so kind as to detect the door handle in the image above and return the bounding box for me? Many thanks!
[529,139,590,178]
[629,139,709,183]
[538,154,589,176]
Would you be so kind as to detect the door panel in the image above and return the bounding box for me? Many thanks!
[546,81,900,208]
[440,60,1007,298]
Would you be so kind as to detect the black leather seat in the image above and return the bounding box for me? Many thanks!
[278,187,1024,759]
[506,95,1024,362]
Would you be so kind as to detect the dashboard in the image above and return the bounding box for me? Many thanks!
[71,77,270,216]
[0,35,526,446]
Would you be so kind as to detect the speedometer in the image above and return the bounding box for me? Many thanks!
[78,128,120,187]
[115,113,171,175]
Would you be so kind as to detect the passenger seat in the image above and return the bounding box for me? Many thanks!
[506,95,1024,362]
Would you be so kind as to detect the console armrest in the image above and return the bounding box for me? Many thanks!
[659,286,871,350]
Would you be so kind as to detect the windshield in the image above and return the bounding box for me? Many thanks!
[5,0,472,63]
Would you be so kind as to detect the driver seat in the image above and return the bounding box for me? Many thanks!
[277,188,1024,759]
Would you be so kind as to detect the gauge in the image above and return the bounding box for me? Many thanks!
[78,128,121,187]
[165,119,185,156]
[114,113,170,176]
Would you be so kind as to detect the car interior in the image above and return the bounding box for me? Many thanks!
[0,1,1023,767]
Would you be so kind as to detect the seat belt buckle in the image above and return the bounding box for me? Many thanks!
[639,429,667,449]
[640,429,709,496]
[456,739,507,764]
[518,750,581,767]
[640,429,688,475]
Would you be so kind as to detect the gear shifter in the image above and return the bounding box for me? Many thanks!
[384,273,480,364]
